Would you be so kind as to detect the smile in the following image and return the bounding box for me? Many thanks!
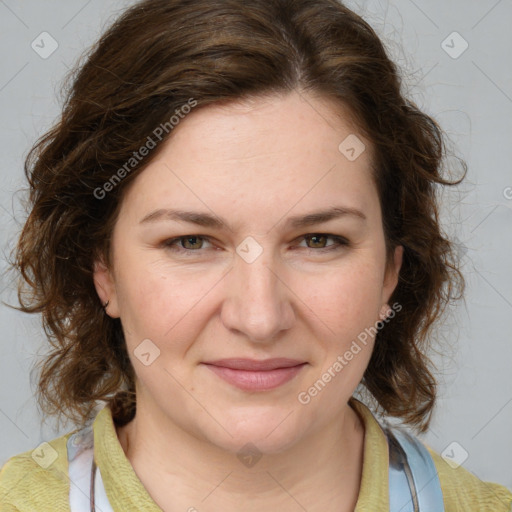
[201,358,307,391]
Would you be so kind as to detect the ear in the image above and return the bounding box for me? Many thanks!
[93,256,120,318]
[381,245,403,305]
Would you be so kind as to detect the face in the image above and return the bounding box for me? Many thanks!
[94,90,402,454]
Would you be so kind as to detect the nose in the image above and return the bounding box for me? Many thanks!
[220,244,295,343]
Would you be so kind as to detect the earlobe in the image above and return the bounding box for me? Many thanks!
[93,258,120,317]
[392,245,404,279]
[383,245,404,303]
[379,303,392,320]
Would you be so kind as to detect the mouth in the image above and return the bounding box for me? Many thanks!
[201,358,307,391]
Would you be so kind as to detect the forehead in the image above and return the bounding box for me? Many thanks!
[118,91,380,231]
[168,91,369,163]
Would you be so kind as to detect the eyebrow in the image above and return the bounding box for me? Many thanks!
[139,206,366,230]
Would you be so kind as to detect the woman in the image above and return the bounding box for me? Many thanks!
[1,0,511,510]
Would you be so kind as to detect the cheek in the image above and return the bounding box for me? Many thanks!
[113,254,207,345]
[298,262,384,338]
[295,266,383,402]
[114,259,214,392]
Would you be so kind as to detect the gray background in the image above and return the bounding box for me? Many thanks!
[0,0,511,490]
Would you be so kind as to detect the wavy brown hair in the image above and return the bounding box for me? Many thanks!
[13,0,464,432]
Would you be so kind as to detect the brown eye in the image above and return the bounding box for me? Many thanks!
[299,234,349,252]
[180,236,205,250]
[162,235,213,254]
[305,234,329,248]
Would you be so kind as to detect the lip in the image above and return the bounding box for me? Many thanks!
[201,358,307,391]
[203,358,305,371]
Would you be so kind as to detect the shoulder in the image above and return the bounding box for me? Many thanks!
[0,431,74,511]
[427,445,512,512]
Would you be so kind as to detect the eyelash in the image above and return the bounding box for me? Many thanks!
[161,234,349,256]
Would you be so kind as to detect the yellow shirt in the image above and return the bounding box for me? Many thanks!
[1,399,511,511]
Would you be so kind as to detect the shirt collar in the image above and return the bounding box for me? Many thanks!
[92,398,389,510]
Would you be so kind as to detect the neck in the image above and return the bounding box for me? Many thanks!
[116,399,365,512]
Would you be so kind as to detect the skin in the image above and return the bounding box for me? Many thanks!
[94,90,403,512]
